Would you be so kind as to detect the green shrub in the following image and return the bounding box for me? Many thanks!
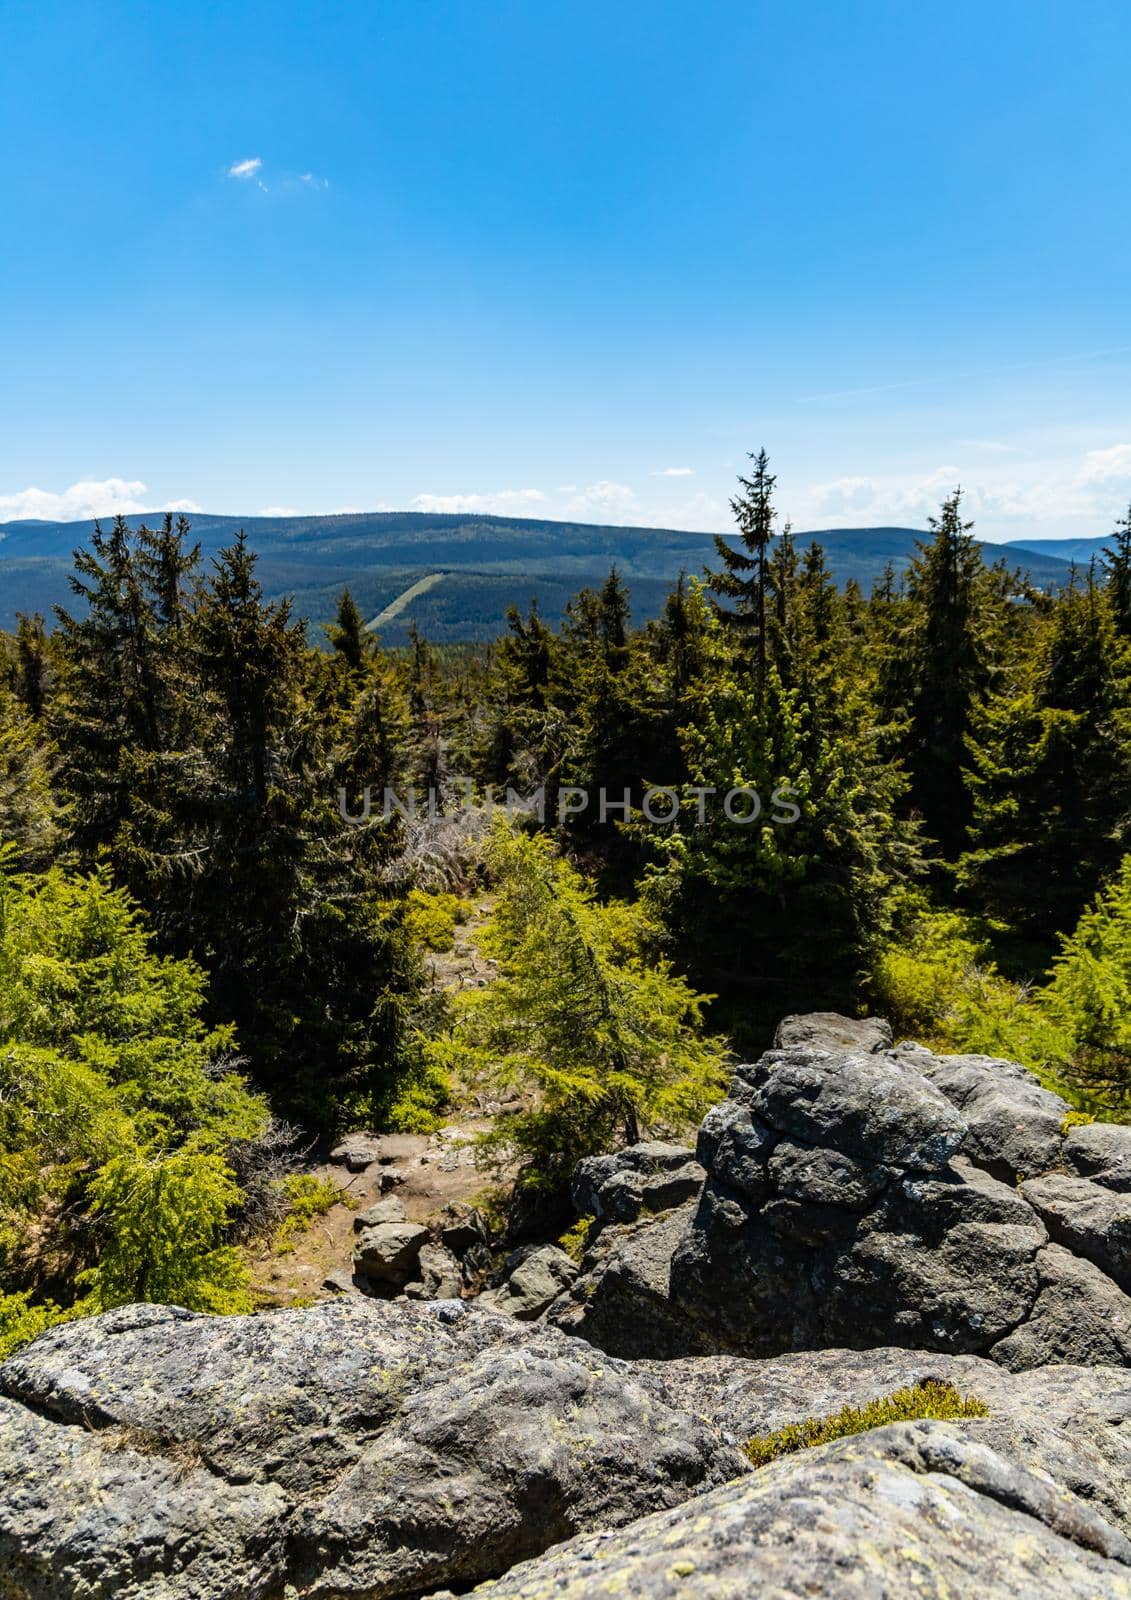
[0,1288,89,1362]
[0,864,271,1323]
[82,1148,253,1314]
[425,825,728,1192]
[743,1380,989,1468]
[869,892,1075,1099]
[404,890,472,953]
[557,1214,594,1263]
[274,1173,342,1251]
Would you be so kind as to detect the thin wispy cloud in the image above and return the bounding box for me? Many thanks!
[228,156,263,180]
[652,467,694,477]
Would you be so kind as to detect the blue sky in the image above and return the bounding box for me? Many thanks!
[3,0,1131,541]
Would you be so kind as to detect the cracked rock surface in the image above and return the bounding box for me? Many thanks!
[0,1299,743,1600]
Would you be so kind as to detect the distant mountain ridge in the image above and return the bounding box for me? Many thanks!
[0,509,1088,643]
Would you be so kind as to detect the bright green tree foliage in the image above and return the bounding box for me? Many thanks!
[427,826,728,1191]
[0,860,269,1343]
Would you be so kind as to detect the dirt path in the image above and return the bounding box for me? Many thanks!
[247,1122,495,1307]
[248,902,508,1307]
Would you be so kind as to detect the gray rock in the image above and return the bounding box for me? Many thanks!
[736,1046,967,1172]
[403,1243,465,1301]
[1023,1172,1131,1291]
[452,1419,1131,1599]
[571,1142,704,1227]
[322,1266,367,1296]
[353,1194,408,1229]
[328,1131,387,1171]
[0,1392,288,1600]
[694,1099,774,1199]
[478,1244,578,1319]
[441,1204,492,1255]
[1065,1121,1131,1192]
[991,1244,1131,1371]
[0,1299,744,1600]
[549,1204,710,1358]
[767,1139,893,1208]
[904,1047,1070,1180]
[353,1219,429,1282]
[774,1009,893,1053]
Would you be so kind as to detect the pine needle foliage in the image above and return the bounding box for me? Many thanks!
[426,824,729,1190]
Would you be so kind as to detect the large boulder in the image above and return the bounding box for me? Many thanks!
[0,1299,743,1600]
[11,1299,1131,1598]
[353,1214,430,1284]
[566,1018,1131,1370]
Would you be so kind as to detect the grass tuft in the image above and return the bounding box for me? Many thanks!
[743,1379,988,1468]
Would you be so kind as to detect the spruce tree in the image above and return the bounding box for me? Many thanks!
[960,566,1131,945]
[1103,504,1131,639]
[708,448,778,697]
[642,662,920,1042]
[327,588,372,681]
[880,489,994,857]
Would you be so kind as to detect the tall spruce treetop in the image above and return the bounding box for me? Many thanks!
[326,588,372,681]
[709,448,778,697]
[1104,503,1131,639]
[889,488,992,858]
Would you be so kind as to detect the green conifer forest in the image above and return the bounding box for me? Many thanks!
[4,458,1131,1344]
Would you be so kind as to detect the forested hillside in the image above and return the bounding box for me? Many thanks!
[3,451,1131,1352]
[0,506,1085,638]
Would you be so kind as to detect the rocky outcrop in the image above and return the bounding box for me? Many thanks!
[0,1299,743,1599]
[14,1014,1131,1598]
[12,1301,1131,1598]
[555,1019,1131,1371]
[443,1420,1131,1599]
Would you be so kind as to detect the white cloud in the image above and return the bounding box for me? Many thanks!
[1082,443,1131,483]
[259,505,300,517]
[0,478,201,524]
[796,448,1131,541]
[652,466,694,477]
[559,481,639,523]
[410,488,547,516]
[807,475,881,518]
[228,157,263,180]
